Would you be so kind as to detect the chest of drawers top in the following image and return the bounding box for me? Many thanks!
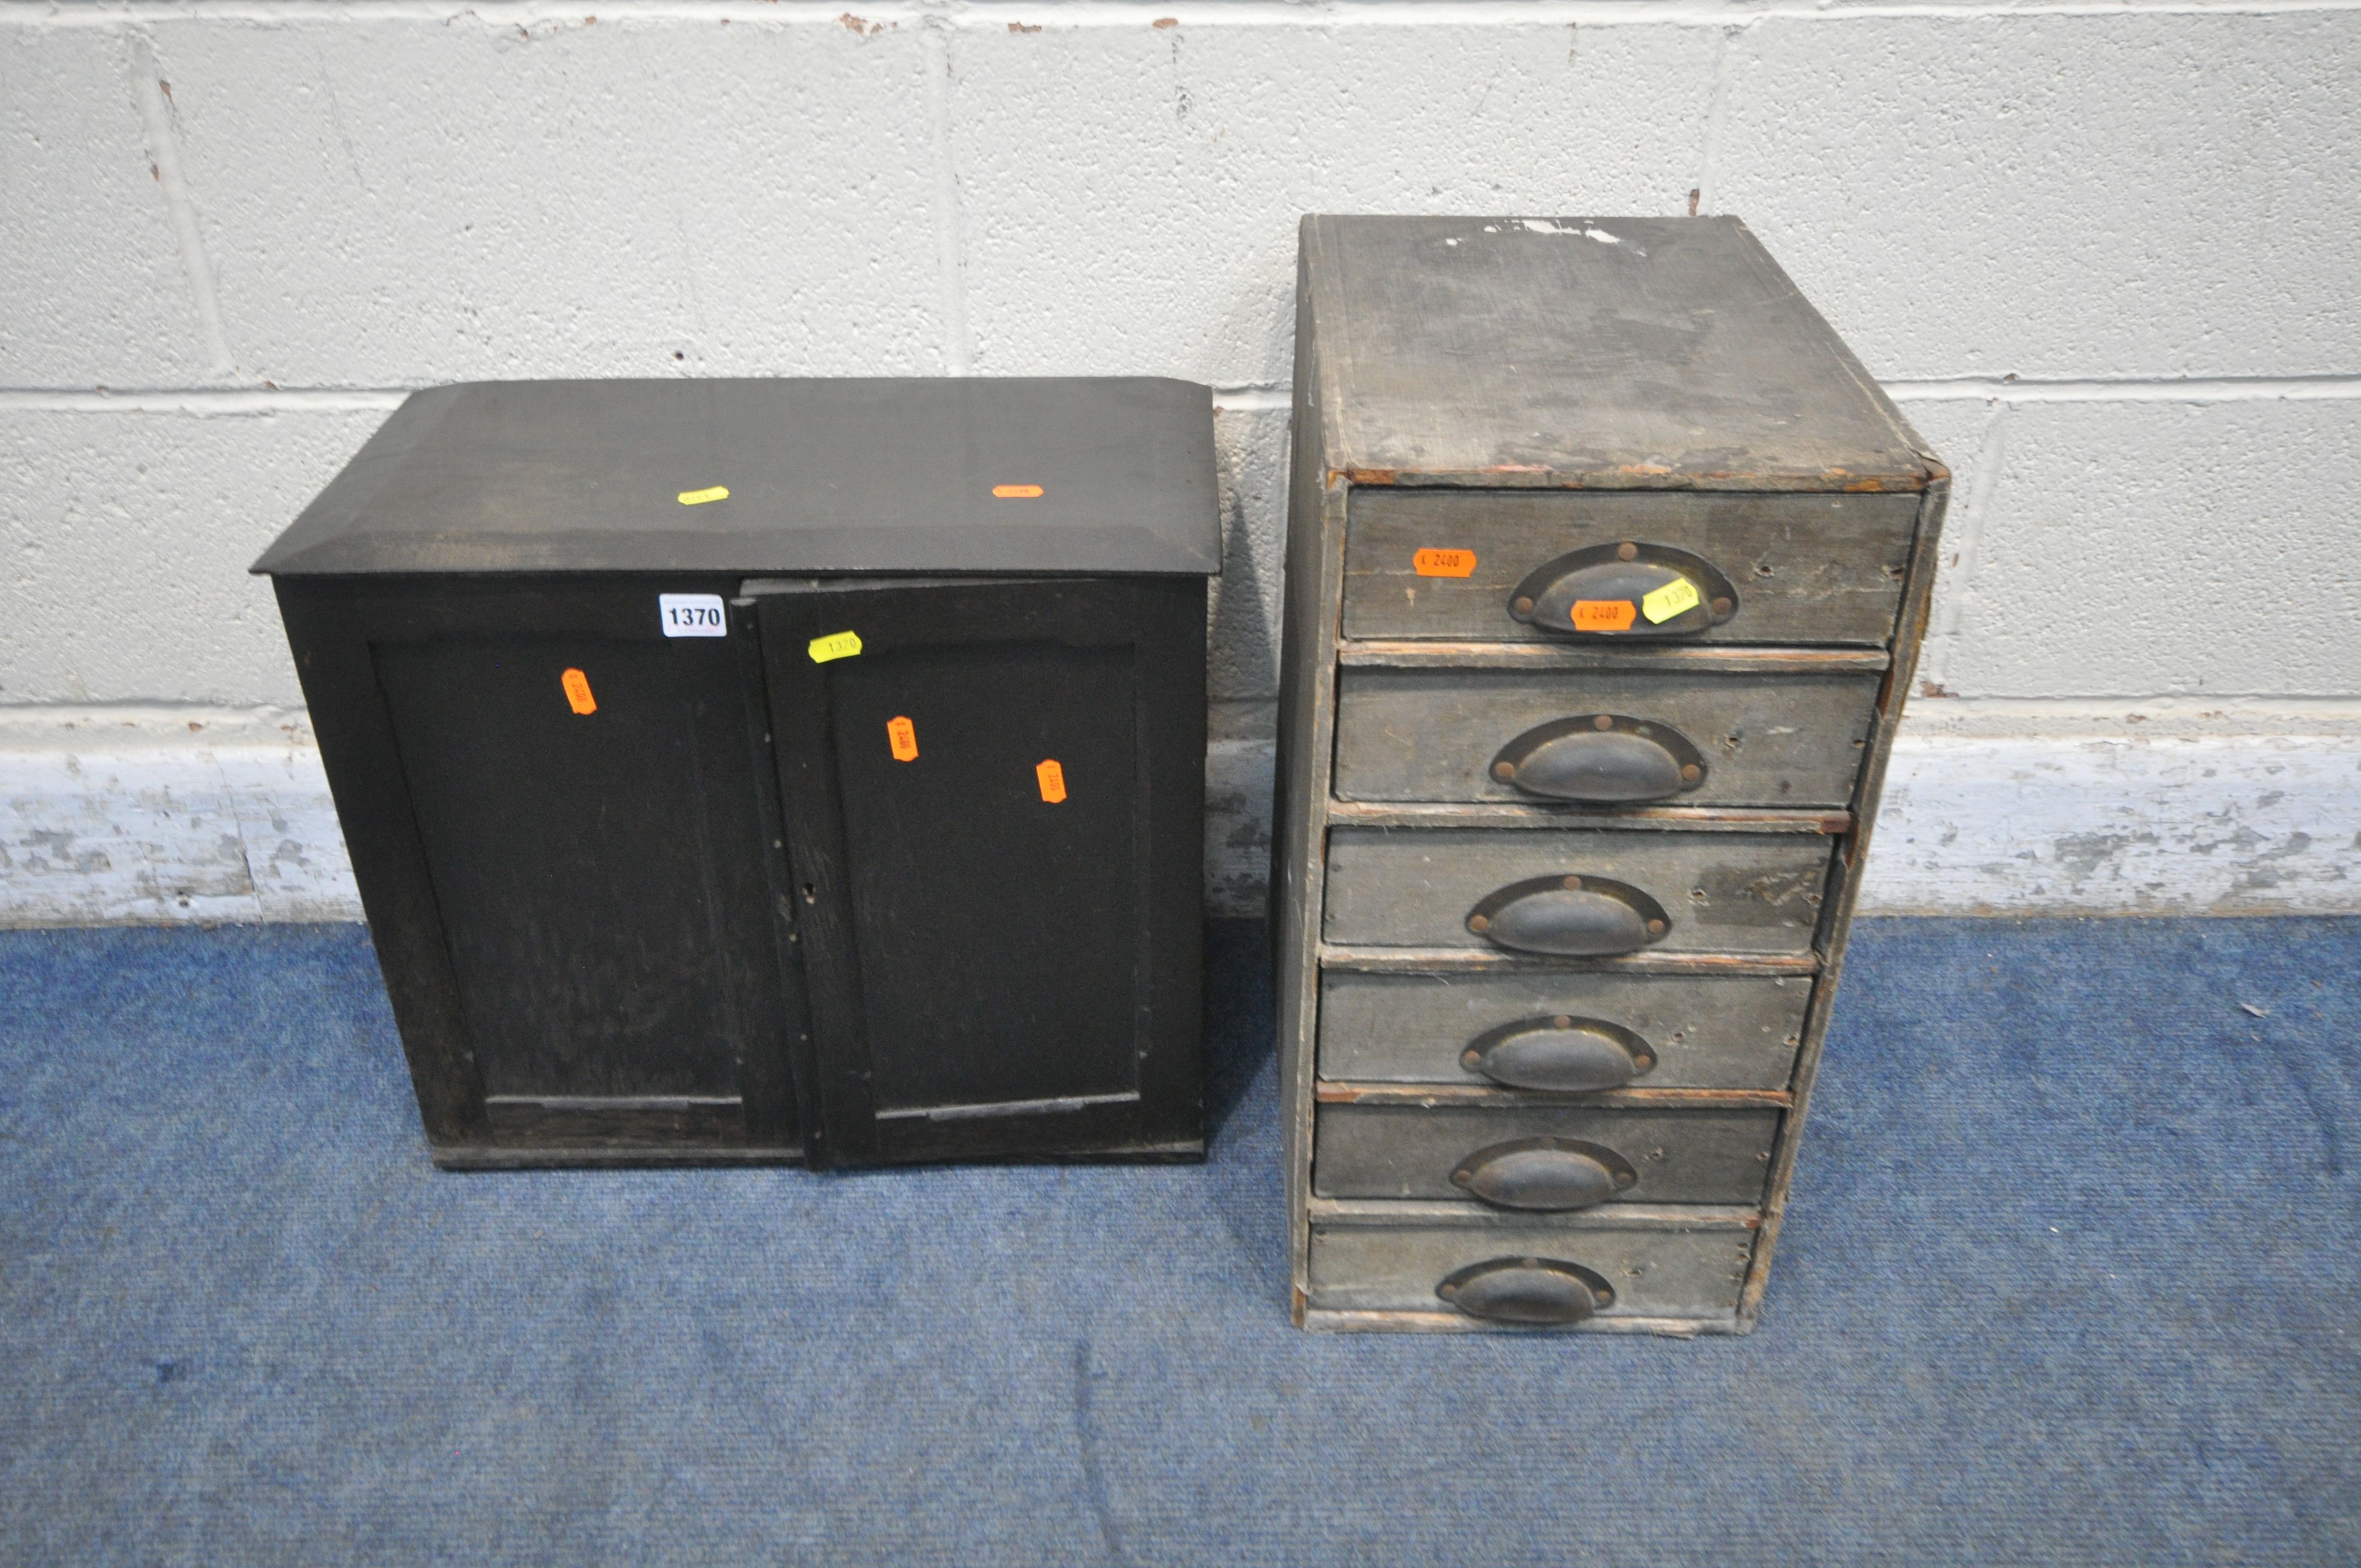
[1298,214,1939,498]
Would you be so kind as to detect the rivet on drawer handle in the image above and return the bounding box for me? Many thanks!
[1491,714,1707,803]
[1437,1256,1616,1325]
[1450,1135,1639,1211]
[1508,541,1738,638]
[1465,875,1671,956]
[1462,1015,1657,1092]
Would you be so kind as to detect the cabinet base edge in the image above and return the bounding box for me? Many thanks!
[1301,1307,1751,1337]
[431,1143,804,1170]
[427,1136,1207,1170]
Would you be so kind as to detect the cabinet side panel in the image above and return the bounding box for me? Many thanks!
[1276,224,1352,1321]
[1741,472,1951,1322]
[273,578,490,1146]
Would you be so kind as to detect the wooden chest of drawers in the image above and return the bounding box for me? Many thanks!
[1273,216,1949,1334]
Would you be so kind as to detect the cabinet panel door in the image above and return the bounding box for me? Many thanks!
[753,577,1204,1167]
[280,575,801,1161]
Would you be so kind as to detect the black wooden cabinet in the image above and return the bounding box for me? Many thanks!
[257,379,1217,1170]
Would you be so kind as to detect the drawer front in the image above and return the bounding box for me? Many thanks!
[1308,1220,1754,1319]
[1323,827,1833,955]
[1314,1103,1777,1205]
[1333,667,1880,808]
[1319,970,1810,1090]
[1343,489,1917,646]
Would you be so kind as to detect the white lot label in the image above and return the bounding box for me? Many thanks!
[659,593,728,638]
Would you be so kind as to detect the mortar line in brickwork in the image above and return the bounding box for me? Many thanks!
[1888,374,2361,402]
[14,0,2361,25]
[2,375,2355,415]
[18,694,2361,727]
[1115,377,2361,406]
[1901,695,2361,718]
[941,0,2361,18]
[0,389,408,413]
[0,386,1300,413]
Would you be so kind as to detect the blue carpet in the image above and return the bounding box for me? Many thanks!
[1,917,2355,1566]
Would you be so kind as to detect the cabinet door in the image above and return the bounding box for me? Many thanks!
[278,575,802,1163]
[752,577,1204,1167]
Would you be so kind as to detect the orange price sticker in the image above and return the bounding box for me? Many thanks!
[886,716,918,763]
[1571,599,1636,633]
[1036,758,1068,804]
[992,483,1045,499]
[560,667,597,715]
[1412,548,1477,578]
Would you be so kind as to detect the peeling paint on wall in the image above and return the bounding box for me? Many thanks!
[1204,734,1275,918]
[1865,734,2361,914]
[1,714,355,925]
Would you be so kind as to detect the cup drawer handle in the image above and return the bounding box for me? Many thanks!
[1492,714,1707,802]
[1466,875,1670,956]
[1463,1016,1657,1092]
[1437,1256,1617,1324]
[1508,541,1737,638]
[1450,1135,1639,1211]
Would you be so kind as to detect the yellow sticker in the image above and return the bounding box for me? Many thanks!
[808,630,863,664]
[992,483,1045,499]
[1412,548,1477,578]
[887,715,918,763]
[1571,599,1636,633]
[1036,759,1068,803]
[677,485,730,506]
[561,667,597,715]
[1641,576,1702,624]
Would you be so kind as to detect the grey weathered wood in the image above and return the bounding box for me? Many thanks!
[1318,970,1812,1089]
[1277,215,1946,1334]
[1341,641,1890,675]
[1320,945,1819,977]
[1307,1213,1756,1320]
[1741,473,1950,1322]
[1274,241,1353,1325]
[1324,826,1835,954]
[1314,1103,1778,1204]
[1345,488,1917,645]
[1303,215,1929,492]
[1329,801,1847,834]
[1314,1083,1788,1108]
[1334,667,1881,808]
[1331,949,1823,973]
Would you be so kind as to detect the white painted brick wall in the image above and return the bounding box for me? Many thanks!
[0,405,388,704]
[1715,13,2361,379]
[951,23,1716,383]
[153,17,950,384]
[1921,399,2361,699]
[1,29,217,386]
[3,1,2358,923]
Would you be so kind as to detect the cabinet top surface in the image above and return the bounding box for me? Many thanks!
[253,377,1219,577]
[1302,215,1939,493]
